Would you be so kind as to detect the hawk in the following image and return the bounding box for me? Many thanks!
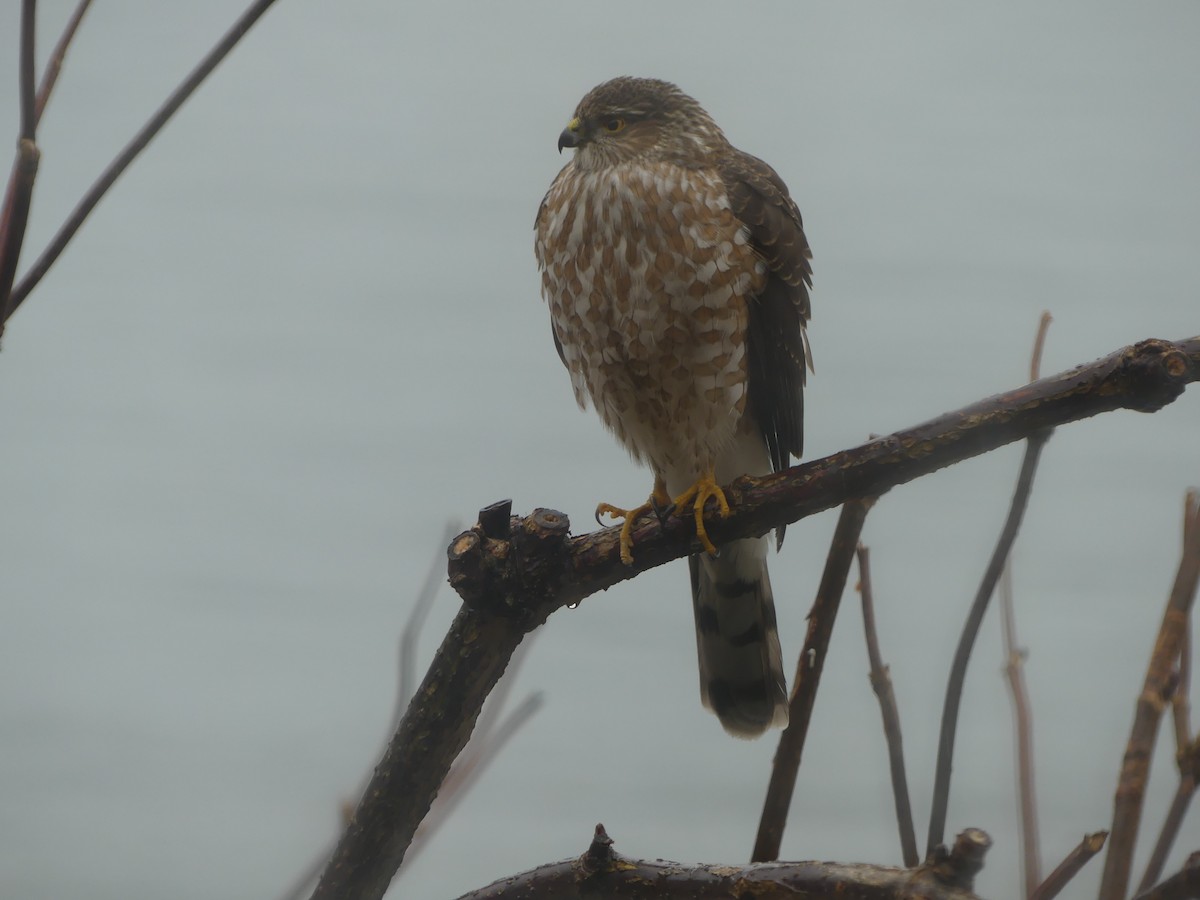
[534,77,812,737]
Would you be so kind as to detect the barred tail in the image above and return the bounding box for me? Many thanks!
[689,536,789,738]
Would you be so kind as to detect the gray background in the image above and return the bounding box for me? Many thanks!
[1,2,1197,898]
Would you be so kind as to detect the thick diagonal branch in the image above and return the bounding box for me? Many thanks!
[454,337,1199,613]
[311,337,1197,900]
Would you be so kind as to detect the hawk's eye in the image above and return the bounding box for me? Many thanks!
[604,117,626,133]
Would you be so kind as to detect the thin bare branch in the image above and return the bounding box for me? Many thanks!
[1029,831,1108,900]
[1138,635,1197,894]
[1001,546,1042,897]
[927,430,1051,856]
[1100,490,1200,900]
[34,0,93,124]
[1030,311,1053,382]
[0,1,42,330]
[406,691,544,871]
[752,498,876,863]
[1172,625,1192,760]
[1132,850,1200,900]
[857,543,919,867]
[1138,758,1198,896]
[4,0,282,323]
[396,519,462,729]
[1001,310,1051,896]
[18,0,36,142]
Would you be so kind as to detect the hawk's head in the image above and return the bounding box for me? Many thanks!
[557,77,727,170]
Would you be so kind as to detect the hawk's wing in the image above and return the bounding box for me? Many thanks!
[535,178,570,370]
[718,150,812,473]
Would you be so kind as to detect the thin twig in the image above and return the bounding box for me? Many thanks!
[34,0,93,125]
[18,0,37,142]
[1001,311,1052,897]
[927,430,1051,856]
[751,497,876,863]
[1137,618,1197,893]
[396,520,462,730]
[1030,311,1052,382]
[1001,565,1042,897]
[0,0,42,330]
[1099,490,1200,900]
[1029,831,1108,900]
[405,690,545,871]
[5,0,282,322]
[857,543,919,867]
[1172,625,1192,761]
[1132,850,1200,900]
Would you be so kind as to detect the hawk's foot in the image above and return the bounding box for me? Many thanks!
[671,471,731,558]
[596,478,671,565]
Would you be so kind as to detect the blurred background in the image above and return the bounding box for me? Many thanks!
[1,2,1197,898]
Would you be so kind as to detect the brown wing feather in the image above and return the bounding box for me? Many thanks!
[718,150,812,474]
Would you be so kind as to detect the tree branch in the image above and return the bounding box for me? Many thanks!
[1029,831,1108,900]
[0,0,41,331]
[1132,850,1200,900]
[451,337,1199,614]
[34,0,92,125]
[751,499,875,863]
[4,0,282,324]
[310,337,1197,900]
[308,508,569,900]
[928,430,1050,855]
[858,543,920,868]
[455,823,992,900]
[1100,490,1200,900]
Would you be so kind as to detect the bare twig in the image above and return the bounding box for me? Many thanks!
[34,0,92,124]
[857,543,919,867]
[0,0,42,330]
[1030,311,1052,382]
[1172,625,1192,761]
[999,311,1052,897]
[1029,831,1108,900]
[18,0,36,141]
[396,520,463,730]
[406,690,545,870]
[1000,565,1042,897]
[458,823,992,900]
[1132,850,1200,900]
[752,498,876,863]
[1099,490,1200,900]
[4,0,282,324]
[927,429,1051,856]
[1138,613,1195,895]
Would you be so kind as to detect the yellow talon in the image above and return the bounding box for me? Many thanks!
[671,471,730,557]
[597,477,671,565]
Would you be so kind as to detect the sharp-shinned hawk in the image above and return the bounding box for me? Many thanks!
[534,77,812,737]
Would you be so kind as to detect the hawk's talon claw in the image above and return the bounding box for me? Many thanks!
[672,471,730,558]
[595,478,670,566]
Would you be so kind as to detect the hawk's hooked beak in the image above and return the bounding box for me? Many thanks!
[558,117,584,153]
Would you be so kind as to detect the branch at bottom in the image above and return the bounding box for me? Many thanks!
[457,823,992,900]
